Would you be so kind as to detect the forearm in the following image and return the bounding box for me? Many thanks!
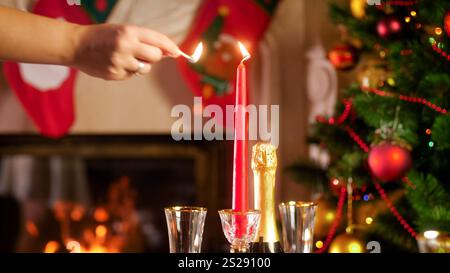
[0,6,80,65]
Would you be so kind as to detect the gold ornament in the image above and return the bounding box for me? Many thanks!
[350,0,366,19]
[357,58,389,88]
[329,232,365,253]
[314,198,343,238]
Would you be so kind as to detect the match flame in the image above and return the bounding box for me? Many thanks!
[180,42,203,63]
[238,41,251,63]
[191,42,203,63]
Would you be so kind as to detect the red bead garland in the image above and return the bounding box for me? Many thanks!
[402,176,416,189]
[316,187,347,253]
[344,126,370,152]
[316,100,370,153]
[385,0,417,6]
[361,86,448,115]
[376,0,418,10]
[338,99,353,124]
[373,179,417,238]
[431,42,450,62]
[317,99,353,125]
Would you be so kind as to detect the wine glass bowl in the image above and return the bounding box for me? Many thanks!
[218,209,261,253]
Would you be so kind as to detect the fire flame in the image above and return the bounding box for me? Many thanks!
[66,240,82,253]
[94,207,109,222]
[191,42,203,63]
[26,221,39,237]
[180,42,203,63]
[43,176,137,254]
[238,41,251,63]
[95,225,107,240]
[44,241,60,253]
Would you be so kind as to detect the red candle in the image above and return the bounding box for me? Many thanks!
[232,42,250,212]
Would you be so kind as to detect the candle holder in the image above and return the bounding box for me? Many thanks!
[218,210,261,253]
[278,201,317,253]
[417,231,450,253]
[164,206,207,253]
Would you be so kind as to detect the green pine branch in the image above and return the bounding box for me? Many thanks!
[406,171,450,231]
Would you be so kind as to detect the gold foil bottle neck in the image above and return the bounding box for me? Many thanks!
[251,142,280,250]
[251,142,277,171]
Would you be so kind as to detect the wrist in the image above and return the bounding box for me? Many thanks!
[67,23,87,68]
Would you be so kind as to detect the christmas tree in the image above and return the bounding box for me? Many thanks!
[289,0,450,252]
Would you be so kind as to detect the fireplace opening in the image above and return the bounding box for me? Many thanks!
[0,135,229,253]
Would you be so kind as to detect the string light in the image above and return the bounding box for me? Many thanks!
[428,141,435,148]
[435,27,443,36]
[315,241,324,249]
[387,77,396,86]
[365,217,374,225]
[425,129,432,135]
[410,11,417,17]
[405,17,411,23]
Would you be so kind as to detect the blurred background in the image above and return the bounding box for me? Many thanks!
[2,0,448,254]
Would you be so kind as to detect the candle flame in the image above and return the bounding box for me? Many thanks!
[238,41,251,63]
[180,42,203,63]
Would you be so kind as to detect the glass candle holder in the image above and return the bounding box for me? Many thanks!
[279,201,317,253]
[417,231,450,253]
[218,210,261,253]
[164,206,207,253]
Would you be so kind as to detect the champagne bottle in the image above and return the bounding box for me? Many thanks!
[250,143,283,253]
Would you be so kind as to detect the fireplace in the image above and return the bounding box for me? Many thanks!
[0,135,230,253]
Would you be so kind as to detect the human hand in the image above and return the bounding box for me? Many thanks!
[72,24,180,80]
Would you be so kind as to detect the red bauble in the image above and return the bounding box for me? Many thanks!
[377,16,403,39]
[328,44,358,71]
[368,143,412,182]
[444,10,450,38]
